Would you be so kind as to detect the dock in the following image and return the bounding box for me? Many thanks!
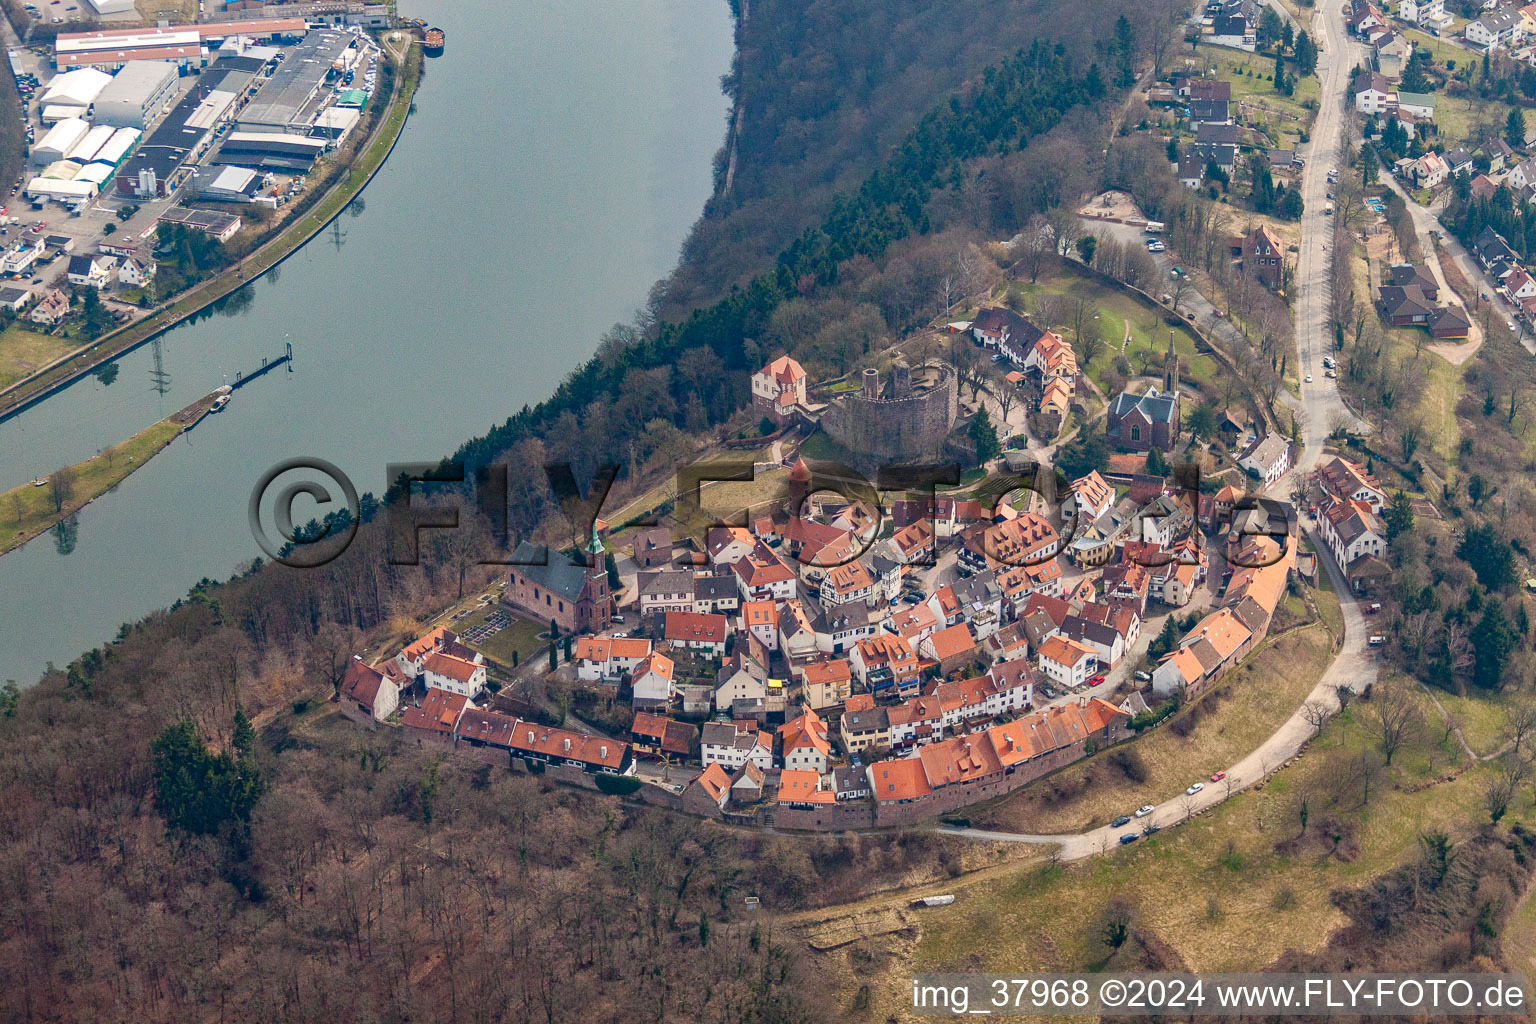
[232,342,293,390]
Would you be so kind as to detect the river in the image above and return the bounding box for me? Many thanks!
[0,0,735,685]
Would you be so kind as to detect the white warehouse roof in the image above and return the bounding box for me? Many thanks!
[91,126,141,166]
[65,124,117,164]
[74,162,116,186]
[25,177,98,200]
[40,67,111,106]
[34,117,90,158]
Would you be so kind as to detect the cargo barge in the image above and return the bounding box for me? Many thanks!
[423,27,445,56]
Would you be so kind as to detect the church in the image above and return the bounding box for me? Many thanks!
[504,528,614,634]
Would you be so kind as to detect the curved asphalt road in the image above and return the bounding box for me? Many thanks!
[951,5,1380,857]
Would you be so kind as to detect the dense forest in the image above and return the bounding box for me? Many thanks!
[657,0,1147,317]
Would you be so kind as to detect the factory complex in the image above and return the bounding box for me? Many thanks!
[21,25,380,209]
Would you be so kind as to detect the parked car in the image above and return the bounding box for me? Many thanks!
[1110,815,1132,828]
[1210,771,1227,783]
[1143,824,1161,835]
[1119,832,1140,844]
[1087,674,1105,687]
[1134,805,1154,817]
[1304,374,1313,383]
[1134,671,1151,682]
[1185,782,1204,796]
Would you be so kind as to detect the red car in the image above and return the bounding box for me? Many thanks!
[31,220,45,232]
[1210,771,1227,782]
[1087,674,1106,687]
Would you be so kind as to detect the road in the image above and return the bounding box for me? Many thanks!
[947,8,1380,859]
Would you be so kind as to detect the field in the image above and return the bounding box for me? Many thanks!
[1008,265,1217,394]
[0,326,77,391]
[0,416,183,555]
[801,683,1527,1022]
[973,623,1334,834]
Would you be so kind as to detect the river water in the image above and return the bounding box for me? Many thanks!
[0,0,734,685]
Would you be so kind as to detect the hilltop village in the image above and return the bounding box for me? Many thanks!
[333,307,1402,830]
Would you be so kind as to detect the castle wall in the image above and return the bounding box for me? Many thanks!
[822,364,959,466]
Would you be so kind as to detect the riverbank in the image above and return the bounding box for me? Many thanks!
[0,388,223,556]
[0,36,423,424]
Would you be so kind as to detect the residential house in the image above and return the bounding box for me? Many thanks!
[811,599,875,654]
[851,634,921,697]
[1466,7,1520,49]
[1239,224,1285,288]
[714,652,767,715]
[969,305,1037,349]
[1400,0,1445,26]
[1190,97,1230,123]
[1064,470,1115,523]
[1352,69,1395,114]
[780,708,832,773]
[420,652,486,699]
[962,512,1060,571]
[1320,498,1388,569]
[700,721,774,770]
[779,769,835,808]
[1035,634,1097,688]
[731,761,767,803]
[831,765,869,801]
[117,255,156,288]
[1412,149,1448,188]
[66,251,116,289]
[401,688,471,748]
[638,569,697,616]
[921,622,980,676]
[1239,434,1291,485]
[629,712,695,760]
[506,720,633,774]
[682,763,732,814]
[802,658,853,709]
[730,542,798,601]
[1178,152,1207,189]
[1444,147,1474,176]
[1318,456,1386,512]
[574,635,653,682]
[1107,386,1182,452]
[741,599,778,648]
[339,660,400,723]
[1376,33,1412,79]
[631,526,674,569]
[819,559,876,608]
[705,526,756,567]
[664,610,729,657]
[751,354,809,424]
[692,574,740,616]
[631,652,676,710]
[840,696,892,754]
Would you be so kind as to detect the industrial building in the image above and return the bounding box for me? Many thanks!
[53,18,305,70]
[212,131,327,170]
[32,117,90,165]
[237,29,355,134]
[81,0,138,15]
[187,164,265,203]
[92,61,179,128]
[39,67,111,108]
[158,206,243,243]
[114,77,228,198]
[25,125,141,202]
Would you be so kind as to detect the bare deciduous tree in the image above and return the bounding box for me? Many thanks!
[1368,682,1422,766]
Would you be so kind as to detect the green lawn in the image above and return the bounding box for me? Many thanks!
[0,326,78,391]
[1209,47,1320,147]
[1014,265,1216,394]
[0,416,183,555]
[1382,327,1464,461]
[458,604,548,670]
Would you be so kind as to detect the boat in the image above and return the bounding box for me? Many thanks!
[910,894,956,908]
[209,394,230,413]
[423,27,445,56]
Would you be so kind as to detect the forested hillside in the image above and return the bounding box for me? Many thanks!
[659,0,1152,316]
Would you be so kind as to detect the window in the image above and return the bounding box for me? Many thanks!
[1130,426,1142,442]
